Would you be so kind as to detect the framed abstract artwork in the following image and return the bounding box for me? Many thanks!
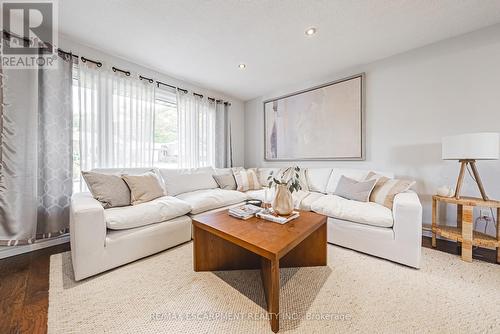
[264,73,365,161]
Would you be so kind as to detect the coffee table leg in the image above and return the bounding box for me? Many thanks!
[261,256,279,333]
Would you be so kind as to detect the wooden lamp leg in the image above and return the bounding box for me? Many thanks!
[461,206,473,262]
[456,205,463,251]
[454,161,467,199]
[497,207,500,264]
[469,161,489,201]
[431,197,437,248]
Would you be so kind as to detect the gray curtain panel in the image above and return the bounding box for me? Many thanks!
[215,102,233,168]
[37,54,74,239]
[0,65,38,245]
[0,53,73,246]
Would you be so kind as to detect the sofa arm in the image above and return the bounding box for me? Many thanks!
[392,191,423,242]
[70,192,106,279]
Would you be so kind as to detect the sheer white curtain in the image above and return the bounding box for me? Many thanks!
[74,62,155,190]
[177,92,215,168]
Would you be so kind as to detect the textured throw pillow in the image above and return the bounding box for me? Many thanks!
[233,168,261,192]
[122,172,165,205]
[333,175,376,202]
[365,171,416,209]
[82,171,131,208]
[213,173,237,190]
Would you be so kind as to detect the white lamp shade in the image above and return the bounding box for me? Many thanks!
[442,133,499,160]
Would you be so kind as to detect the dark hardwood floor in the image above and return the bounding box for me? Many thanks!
[0,237,497,334]
[0,243,70,334]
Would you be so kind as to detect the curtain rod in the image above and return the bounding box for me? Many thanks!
[112,66,130,76]
[55,46,232,106]
[2,30,30,43]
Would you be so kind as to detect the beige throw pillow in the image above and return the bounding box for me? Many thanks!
[122,172,165,205]
[213,173,237,190]
[82,171,131,208]
[233,168,261,192]
[333,175,377,202]
[366,171,415,209]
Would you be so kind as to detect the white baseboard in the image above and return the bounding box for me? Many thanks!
[0,234,69,259]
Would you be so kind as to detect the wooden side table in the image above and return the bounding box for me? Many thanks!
[432,195,500,263]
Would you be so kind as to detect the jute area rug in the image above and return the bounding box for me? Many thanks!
[48,242,500,333]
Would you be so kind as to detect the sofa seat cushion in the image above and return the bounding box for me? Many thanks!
[297,191,325,211]
[104,196,191,230]
[311,195,393,228]
[176,189,248,215]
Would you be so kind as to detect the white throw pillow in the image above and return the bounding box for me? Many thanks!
[306,168,333,193]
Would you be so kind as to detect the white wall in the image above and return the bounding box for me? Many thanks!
[60,35,245,167]
[244,24,500,234]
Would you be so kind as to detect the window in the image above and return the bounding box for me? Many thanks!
[153,87,178,168]
[71,62,222,193]
[71,64,168,191]
[71,68,181,191]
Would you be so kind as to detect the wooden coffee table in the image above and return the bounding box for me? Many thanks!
[192,210,327,333]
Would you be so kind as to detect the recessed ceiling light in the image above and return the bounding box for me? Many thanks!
[238,63,246,69]
[305,27,317,36]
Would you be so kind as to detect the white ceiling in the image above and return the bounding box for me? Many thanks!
[59,0,500,101]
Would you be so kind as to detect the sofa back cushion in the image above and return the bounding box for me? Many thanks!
[306,168,333,193]
[325,168,394,194]
[92,167,157,174]
[214,168,233,175]
[159,167,218,196]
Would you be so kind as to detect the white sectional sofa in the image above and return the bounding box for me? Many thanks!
[70,167,422,280]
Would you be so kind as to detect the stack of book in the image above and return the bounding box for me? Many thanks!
[256,210,300,224]
[228,204,263,220]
